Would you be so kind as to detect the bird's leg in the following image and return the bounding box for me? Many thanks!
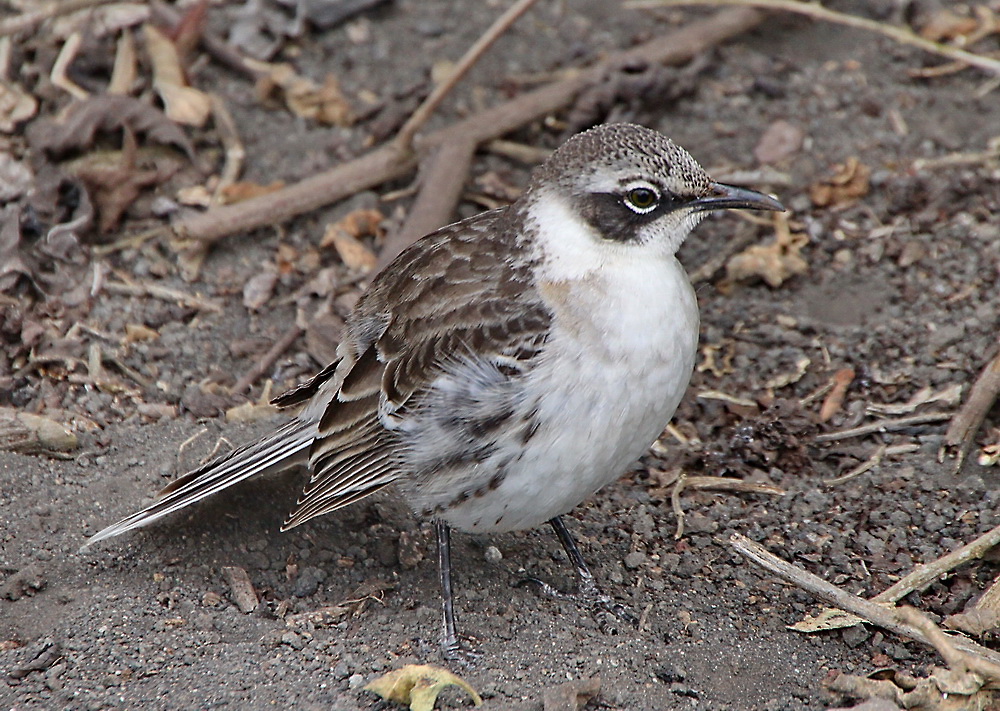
[435,520,479,662]
[519,516,638,628]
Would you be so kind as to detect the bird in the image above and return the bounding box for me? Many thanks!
[85,123,783,656]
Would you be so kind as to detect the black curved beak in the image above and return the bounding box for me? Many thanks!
[693,183,785,213]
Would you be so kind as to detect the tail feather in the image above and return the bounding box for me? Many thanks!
[83,419,315,548]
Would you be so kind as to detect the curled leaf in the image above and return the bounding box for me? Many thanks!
[809,157,871,208]
[144,23,212,127]
[725,216,808,288]
[364,664,483,711]
[26,95,195,161]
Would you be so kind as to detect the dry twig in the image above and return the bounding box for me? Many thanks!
[628,0,1000,77]
[815,412,951,443]
[730,533,1000,668]
[169,9,765,249]
[393,0,543,151]
[941,349,1000,473]
[0,0,121,37]
[103,279,221,313]
[230,325,304,396]
[378,135,478,268]
[672,474,783,538]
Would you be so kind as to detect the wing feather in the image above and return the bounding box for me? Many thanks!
[283,207,552,528]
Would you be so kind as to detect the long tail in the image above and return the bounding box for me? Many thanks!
[84,419,315,548]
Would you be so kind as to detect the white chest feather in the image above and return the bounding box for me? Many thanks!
[433,194,700,532]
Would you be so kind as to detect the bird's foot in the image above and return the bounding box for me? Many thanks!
[440,633,482,666]
[517,574,637,633]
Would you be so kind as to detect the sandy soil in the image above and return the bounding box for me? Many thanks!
[3,1,1000,709]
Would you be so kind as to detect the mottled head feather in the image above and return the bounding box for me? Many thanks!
[529,123,713,199]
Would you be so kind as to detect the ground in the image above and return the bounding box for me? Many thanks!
[2,1,1000,709]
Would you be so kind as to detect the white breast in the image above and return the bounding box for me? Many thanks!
[437,192,700,532]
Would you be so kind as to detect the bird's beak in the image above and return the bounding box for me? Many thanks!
[692,183,785,213]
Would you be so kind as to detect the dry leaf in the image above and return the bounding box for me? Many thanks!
[364,664,483,711]
[67,129,182,233]
[725,217,808,288]
[26,95,195,161]
[176,185,213,206]
[944,609,1000,637]
[0,408,78,455]
[0,154,33,202]
[144,23,212,127]
[124,323,159,343]
[809,157,871,207]
[791,606,864,633]
[253,61,355,125]
[321,209,384,273]
[242,267,278,311]
[918,8,981,42]
[819,367,855,422]
[754,119,804,165]
[0,80,38,133]
[325,231,376,273]
[225,401,279,423]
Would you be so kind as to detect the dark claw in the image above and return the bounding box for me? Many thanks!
[518,573,638,627]
[440,634,482,666]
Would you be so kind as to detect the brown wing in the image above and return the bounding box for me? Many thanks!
[281,206,551,529]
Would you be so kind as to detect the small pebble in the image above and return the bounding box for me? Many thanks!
[348,673,365,689]
[484,545,502,564]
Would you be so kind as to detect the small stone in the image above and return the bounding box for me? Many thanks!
[623,551,646,570]
[292,566,328,597]
[484,546,503,564]
[348,673,365,689]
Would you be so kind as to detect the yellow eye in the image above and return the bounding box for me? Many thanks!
[625,187,658,212]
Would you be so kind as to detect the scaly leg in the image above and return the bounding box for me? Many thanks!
[520,516,637,627]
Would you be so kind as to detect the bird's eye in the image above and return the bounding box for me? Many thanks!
[624,187,659,213]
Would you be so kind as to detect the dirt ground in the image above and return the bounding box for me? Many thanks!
[3,1,1000,709]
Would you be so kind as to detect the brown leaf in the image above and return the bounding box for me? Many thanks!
[943,609,1000,637]
[0,81,38,133]
[320,209,384,273]
[242,267,278,311]
[754,120,804,165]
[303,300,344,365]
[809,157,871,208]
[918,8,980,42]
[26,95,195,161]
[145,24,212,127]
[168,0,210,63]
[819,367,855,422]
[68,129,181,233]
[725,216,808,288]
[254,62,355,126]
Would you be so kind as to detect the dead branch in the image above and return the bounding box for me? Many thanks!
[941,349,1000,473]
[0,0,121,37]
[169,8,765,250]
[394,0,543,151]
[730,533,1000,669]
[897,607,1000,683]
[629,0,1000,77]
[230,324,304,396]
[150,1,264,80]
[378,136,477,269]
[814,411,951,443]
[103,279,222,312]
